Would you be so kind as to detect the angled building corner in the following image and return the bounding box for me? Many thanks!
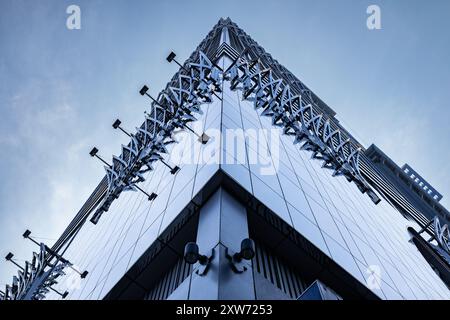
[3,18,450,301]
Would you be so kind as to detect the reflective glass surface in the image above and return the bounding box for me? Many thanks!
[219,80,450,300]
[50,65,450,300]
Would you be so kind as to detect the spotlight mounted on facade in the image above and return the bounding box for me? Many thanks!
[223,47,250,74]
[182,125,210,145]
[49,287,69,299]
[112,119,131,137]
[129,185,157,202]
[22,229,31,239]
[112,119,121,129]
[160,159,180,175]
[225,238,255,273]
[89,147,98,157]
[5,252,14,261]
[89,148,158,203]
[166,51,190,74]
[169,50,222,71]
[3,239,76,300]
[184,242,207,265]
[89,147,111,167]
[166,51,177,64]
[234,238,255,261]
[23,229,41,246]
[146,191,158,201]
[198,133,210,144]
[5,252,23,270]
[140,85,163,106]
[183,242,214,276]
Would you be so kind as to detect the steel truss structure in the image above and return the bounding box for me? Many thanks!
[408,216,450,288]
[91,48,380,225]
[90,52,223,224]
[226,57,380,203]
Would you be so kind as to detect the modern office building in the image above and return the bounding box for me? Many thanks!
[3,18,450,300]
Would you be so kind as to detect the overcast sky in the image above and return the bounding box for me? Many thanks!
[0,0,449,286]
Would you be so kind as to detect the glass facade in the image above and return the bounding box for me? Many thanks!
[44,25,449,300]
[219,76,450,300]
[46,70,450,300]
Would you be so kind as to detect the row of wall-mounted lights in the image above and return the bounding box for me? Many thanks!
[2,50,218,300]
[88,51,215,224]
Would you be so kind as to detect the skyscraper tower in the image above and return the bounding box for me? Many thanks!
[3,18,450,300]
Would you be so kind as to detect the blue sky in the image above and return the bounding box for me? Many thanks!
[0,0,449,285]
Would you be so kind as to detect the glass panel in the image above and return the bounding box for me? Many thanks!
[288,204,330,257]
[251,173,292,226]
